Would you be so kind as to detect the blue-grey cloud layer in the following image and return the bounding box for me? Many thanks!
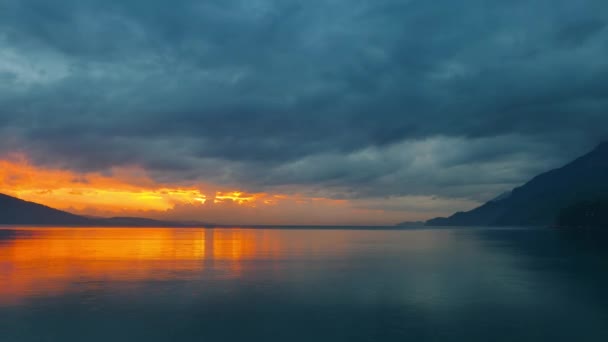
[1,0,607,202]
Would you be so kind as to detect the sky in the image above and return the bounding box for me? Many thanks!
[0,0,607,225]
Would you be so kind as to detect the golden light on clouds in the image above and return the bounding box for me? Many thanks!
[0,154,464,225]
[214,191,262,205]
[0,155,271,215]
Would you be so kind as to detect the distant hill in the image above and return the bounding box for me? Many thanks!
[426,142,608,227]
[0,193,93,225]
[97,216,212,227]
[395,221,426,227]
[0,193,210,227]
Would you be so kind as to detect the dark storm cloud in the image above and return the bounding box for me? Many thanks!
[1,0,608,201]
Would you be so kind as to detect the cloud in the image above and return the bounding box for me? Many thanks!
[1,0,607,213]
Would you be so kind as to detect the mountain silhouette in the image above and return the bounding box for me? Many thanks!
[427,142,608,226]
[0,193,92,225]
[0,193,211,227]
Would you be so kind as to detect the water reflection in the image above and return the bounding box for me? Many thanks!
[469,227,608,308]
[0,227,361,304]
[2,227,608,341]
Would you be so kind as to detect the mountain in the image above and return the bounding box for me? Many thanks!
[0,193,211,227]
[395,221,426,227]
[427,142,608,227]
[97,216,211,227]
[0,193,93,225]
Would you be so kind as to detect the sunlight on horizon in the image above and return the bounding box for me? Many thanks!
[0,156,281,214]
[0,154,456,225]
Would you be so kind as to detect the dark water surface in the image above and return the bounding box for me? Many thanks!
[1,226,607,341]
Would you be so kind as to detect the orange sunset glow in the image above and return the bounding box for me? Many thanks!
[0,155,396,225]
[0,155,280,215]
[0,154,419,225]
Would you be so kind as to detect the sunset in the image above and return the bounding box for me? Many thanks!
[0,153,467,225]
[1,0,608,341]
[1,155,208,211]
[0,154,271,213]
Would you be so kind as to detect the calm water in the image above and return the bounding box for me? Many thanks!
[1,226,607,341]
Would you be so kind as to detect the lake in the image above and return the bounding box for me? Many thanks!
[1,226,607,341]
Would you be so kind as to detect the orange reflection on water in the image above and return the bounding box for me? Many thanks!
[0,227,286,304]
